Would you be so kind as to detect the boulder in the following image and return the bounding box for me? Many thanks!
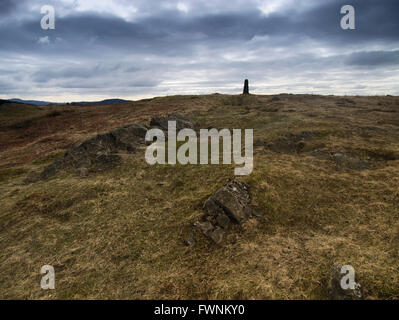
[206,179,252,223]
[194,179,254,244]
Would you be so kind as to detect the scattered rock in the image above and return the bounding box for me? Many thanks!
[203,197,225,217]
[216,213,231,229]
[150,113,195,133]
[328,264,363,300]
[304,150,372,170]
[207,179,252,224]
[303,150,332,160]
[184,230,195,247]
[332,153,370,170]
[266,131,318,154]
[208,227,225,244]
[78,167,89,178]
[194,221,214,234]
[271,96,281,102]
[336,98,356,106]
[39,159,65,180]
[193,179,255,244]
[363,148,399,161]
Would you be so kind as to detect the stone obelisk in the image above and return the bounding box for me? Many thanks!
[243,79,249,94]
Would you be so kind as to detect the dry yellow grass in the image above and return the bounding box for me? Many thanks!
[0,94,398,299]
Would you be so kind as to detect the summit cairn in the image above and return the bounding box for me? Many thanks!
[243,79,249,94]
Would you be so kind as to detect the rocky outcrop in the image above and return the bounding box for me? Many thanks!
[150,113,195,133]
[33,113,195,181]
[191,179,258,245]
[38,123,148,180]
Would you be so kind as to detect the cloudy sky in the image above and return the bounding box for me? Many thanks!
[0,0,398,102]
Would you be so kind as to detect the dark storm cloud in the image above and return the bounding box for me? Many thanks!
[0,79,12,92]
[0,0,20,16]
[346,50,399,67]
[0,0,399,100]
[296,0,399,44]
[32,64,123,83]
[2,1,399,55]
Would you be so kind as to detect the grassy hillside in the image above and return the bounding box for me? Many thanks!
[0,94,398,299]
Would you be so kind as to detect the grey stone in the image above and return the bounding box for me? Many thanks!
[332,153,370,170]
[191,179,254,245]
[184,230,195,247]
[194,221,214,235]
[208,227,225,244]
[210,180,252,224]
[37,122,148,181]
[216,213,231,229]
[150,113,194,132]
[78,167,88,177]
[203,197,225,216]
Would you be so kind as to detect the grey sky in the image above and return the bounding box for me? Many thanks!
[0,0,398,101]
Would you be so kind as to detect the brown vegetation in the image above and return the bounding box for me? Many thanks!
[0,94,398,299]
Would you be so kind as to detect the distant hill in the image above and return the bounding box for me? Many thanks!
[70,99,132,106]
[0,99,12,106]
[9,99,56,106]
[8,98,132,106]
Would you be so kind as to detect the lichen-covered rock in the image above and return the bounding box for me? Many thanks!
[37,122,147,180]
[216,213,231,230]
[194,179,254,244]
[208,227,225,244]
[150,113,195,132]
[194,221,214,235]
[205,179,252,223]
